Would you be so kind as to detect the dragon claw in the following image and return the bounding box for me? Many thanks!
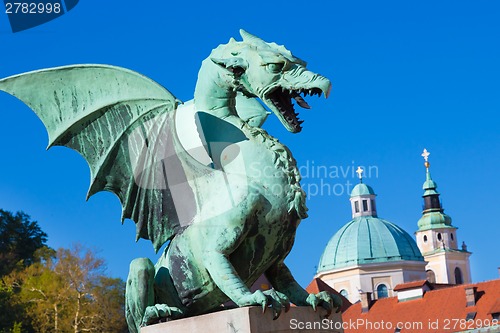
[305,292,342,318]
[237,290,268,310]
[306,293,319,312]
[263,289,290,320]
[237,289,290,319]
[141,304,183,327]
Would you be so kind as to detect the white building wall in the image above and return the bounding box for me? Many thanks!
[316,261,427,303]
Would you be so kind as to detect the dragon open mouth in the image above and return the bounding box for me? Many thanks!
[267,87,324,132]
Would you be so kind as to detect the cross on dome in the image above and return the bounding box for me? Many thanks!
[421,148,431,168]
[421,148,430,161]
[356,166,364,183]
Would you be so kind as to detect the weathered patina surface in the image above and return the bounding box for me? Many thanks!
[0,30,341,332]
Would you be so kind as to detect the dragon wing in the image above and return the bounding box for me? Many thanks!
[0,64,199,251]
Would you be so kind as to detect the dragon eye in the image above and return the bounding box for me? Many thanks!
[266,63,285,73]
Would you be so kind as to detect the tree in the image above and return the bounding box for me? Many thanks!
[10,244,127,333]
[0,210,49,332]
[0,209,48,277]
[0,282,24,333]
[91,276,128,333]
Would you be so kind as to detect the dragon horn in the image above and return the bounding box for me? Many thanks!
[239,29,266,46]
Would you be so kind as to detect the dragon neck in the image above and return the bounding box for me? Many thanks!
[193,58,307,221]
[194,59,238,120]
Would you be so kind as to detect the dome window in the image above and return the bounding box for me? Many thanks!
[423,235,428,243]
[354,201,360,213]
[371,199,376,212]
[377,284,388,299]
[362,200,369,212]
[451,233,454,241]
[437,233,442,241]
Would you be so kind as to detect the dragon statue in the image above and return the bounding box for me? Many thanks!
[0,30,341,332]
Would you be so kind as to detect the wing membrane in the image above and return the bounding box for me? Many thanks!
[0,65,196,250]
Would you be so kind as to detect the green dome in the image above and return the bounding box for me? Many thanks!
[317,216,424,272]
[350,183,375,197]
[423,178,437,191]
[417,211,452,231]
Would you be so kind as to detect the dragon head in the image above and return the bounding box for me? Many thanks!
[210,30,331,133]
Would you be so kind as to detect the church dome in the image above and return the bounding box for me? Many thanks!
[317,216,424,272]
[350,183,375,197]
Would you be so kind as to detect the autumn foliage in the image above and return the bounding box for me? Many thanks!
[0,210,127,333]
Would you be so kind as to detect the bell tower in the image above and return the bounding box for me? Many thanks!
[415,149,471,285]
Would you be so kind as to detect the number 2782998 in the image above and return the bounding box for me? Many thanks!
[5,2,62,14]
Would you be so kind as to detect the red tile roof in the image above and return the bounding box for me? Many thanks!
[305,278,352,313]
[488,298,500,315]
[341,279,500,333]
[394,280,430,291]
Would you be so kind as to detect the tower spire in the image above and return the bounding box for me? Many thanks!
[415,149,472,285]
[421,149,440,208]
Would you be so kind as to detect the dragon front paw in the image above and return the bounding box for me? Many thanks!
[236,289,267,308]
[305,291,342,318]
[237,289,290,319]
[141,304,184,327]
[263,289,290,319]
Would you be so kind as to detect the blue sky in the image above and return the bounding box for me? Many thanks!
[0,1,499,288]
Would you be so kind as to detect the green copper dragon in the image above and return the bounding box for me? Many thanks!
[0,30,341,332]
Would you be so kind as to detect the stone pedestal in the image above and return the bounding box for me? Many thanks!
[141,306,344,333]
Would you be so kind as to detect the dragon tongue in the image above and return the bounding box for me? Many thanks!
[293,95,311,109]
